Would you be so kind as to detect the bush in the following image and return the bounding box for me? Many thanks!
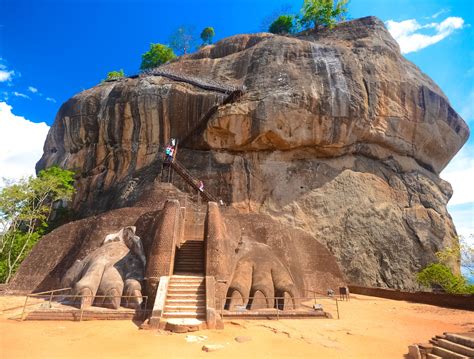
[269,15,295,34]
[140,43,176,70]
[105,69,124,81]
[417,263,474,294]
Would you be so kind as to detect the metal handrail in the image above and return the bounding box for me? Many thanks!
[216,295,340,319]
[21,291,149,321]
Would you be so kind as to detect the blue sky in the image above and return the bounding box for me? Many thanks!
[0,0,472,240]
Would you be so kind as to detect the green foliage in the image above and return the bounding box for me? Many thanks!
[269,15,296,34]
[169,26,197,55]
[105,69,124,81]
[0,166,75,283]
[417,263,474,294]
[260,4,294,32]
[200,27,215,45]
[417,238,474,294]
[300,0,349,30]
[140,43,176,70]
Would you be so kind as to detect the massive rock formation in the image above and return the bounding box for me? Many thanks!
[33,16,469,290]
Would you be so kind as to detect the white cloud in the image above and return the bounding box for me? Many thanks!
[460,90,474,122]
[0,102,50,184]
[12,91,30,100]
[0,70,14,82]
[442,143,474,206]
[46,97,56,103]
[430,9,449,19]
[386,16,464,54]
[448,203,474,241]
[28,86,38,93]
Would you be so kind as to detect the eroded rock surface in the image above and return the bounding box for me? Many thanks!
[34,16,469,290]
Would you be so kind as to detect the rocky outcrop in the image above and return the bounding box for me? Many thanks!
[34,16,469,290]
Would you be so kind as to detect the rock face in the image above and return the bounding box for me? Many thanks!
[35,16,469,290]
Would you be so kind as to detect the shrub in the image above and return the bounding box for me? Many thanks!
[140,43,176,70]
[417,263,474,294]
[269,15,296,34]
[105,69,124,81]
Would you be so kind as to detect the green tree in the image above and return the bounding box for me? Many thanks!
[416,238,474,294]
[169,26,197,55]
[417,263,474,294]
[0,166,75,283]
[300,0,349,31]
[105,69,125,81]
[269,15,296,34]
[140,43,176,70]
[200,27,215,46]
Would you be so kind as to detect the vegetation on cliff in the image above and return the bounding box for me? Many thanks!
[417,239,474,294]
[268,0,349,33]
[269,15,297,34]
[0,167,75,283]
[140,43,176,70]
[300,0,349,30]
[105,69,125,81]
[200,27,215,46]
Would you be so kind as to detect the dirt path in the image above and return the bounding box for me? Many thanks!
[1,294,473,358]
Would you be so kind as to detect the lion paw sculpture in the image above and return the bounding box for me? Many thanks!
[62,226,146,309]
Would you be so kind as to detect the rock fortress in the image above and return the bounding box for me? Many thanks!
[8,17,470,333]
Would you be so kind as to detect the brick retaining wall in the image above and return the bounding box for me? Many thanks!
[349,285,474,311]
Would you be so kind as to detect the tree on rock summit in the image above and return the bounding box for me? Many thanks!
[269,15,296,34]
[169,26,197,55]
[200,27,215,46]
[140,44,176,70]
[300,0,349,30]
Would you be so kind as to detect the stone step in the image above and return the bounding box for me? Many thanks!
[432,346,469,359]
[435,339,474,357]
[445,333,474,349]
[164,305,206,311]
[166,300,206,306]
[426,354,443,359]
[168,281,203,286]
[172,275,204,279]
[174,263,203,267]
[166,296,205,302]
[167,288,205,294]
[162,312,206,319]
[169,278,204,283]
[168,284,204,289]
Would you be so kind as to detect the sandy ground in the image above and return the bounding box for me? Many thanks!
[1,294,473,358]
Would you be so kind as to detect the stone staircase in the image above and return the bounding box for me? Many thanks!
[409,332,474,358]
[162,275,206,321]
[427,332,474,358]
[174,203,206,274]
[160,201,207,329]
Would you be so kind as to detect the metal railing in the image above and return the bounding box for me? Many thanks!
[217,294,340,320]
[140,67,241,94]
[20,289,148,322]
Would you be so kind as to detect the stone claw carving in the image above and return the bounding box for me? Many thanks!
[226,241,297,311]
[62,226,146,309]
